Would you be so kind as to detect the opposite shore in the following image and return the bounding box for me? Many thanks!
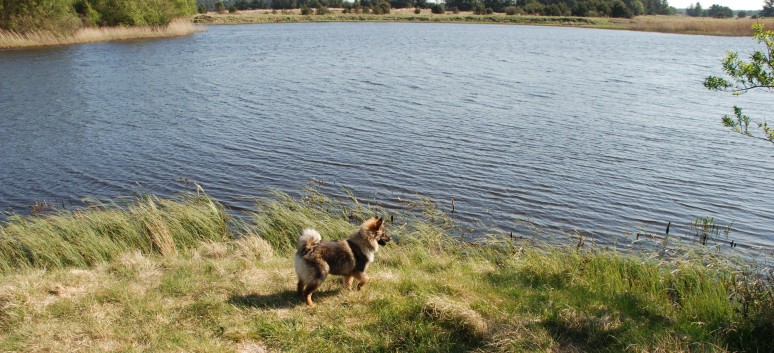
[2,10,774,49]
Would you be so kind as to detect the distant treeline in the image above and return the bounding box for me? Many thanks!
[685,2,772,18]
[199,0,674,17]
[444,0,674,17]
[0,0,197,33]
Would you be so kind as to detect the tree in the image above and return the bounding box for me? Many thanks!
[704,24,774,143]
[706,4,732,18]
[763,0,774,17]
[686,2,702,17]
[611,0,633,18]
[215,1,226,13]
[737,10,747,18]
[625,0,644,16]
[472,1,485,14]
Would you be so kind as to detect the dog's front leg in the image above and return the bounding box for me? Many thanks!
[354,272,369,291]
[343,275,354,290]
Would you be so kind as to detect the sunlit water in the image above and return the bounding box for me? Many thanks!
[1,23,772,257]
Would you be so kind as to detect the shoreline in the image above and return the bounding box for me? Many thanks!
[1,13,771,50]
[0,192,771,352]
[196,10,774,37]
[0,19,201,50]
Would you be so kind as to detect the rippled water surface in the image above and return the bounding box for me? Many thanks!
[1,23,773,255]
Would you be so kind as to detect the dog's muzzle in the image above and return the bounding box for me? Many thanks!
[378,239,389,246]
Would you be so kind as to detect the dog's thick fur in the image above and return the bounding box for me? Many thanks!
[294,217,390,307]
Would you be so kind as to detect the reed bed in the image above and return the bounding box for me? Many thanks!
[615,16,774,36]
[0,19,201,49]
[0,191,771,352]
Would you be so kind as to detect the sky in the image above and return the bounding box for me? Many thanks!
[668,0,765,10]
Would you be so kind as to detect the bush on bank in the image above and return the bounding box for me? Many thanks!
[0,0,197,33]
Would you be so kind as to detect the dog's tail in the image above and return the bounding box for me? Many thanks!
[297,228,321,253]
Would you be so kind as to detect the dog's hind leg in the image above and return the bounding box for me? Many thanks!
[297,279,305,296]
[354,272,369,291]
[303,279,322,307]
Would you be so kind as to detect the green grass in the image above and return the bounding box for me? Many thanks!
[0,194,228,273]
[0,191,771,352]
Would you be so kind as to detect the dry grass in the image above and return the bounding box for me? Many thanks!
[196,10,774,36]
[422,296,489,340]
[0,19,201,49]
[608,15,774,36]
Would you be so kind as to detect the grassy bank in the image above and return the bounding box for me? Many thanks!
[0,19,200,49]
[193,9,598,27]
[196,10,774,36]
[0,192,771,352]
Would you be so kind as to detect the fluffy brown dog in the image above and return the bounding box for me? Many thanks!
[294,217,390,307]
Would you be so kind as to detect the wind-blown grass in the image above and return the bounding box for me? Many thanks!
[0,194,228,273]
[0,191,771,352]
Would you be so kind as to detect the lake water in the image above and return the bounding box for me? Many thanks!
[1,23,772,257]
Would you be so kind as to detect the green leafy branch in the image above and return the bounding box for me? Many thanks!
[705,23,774,144]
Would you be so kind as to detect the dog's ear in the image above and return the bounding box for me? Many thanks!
[373,217,383,230]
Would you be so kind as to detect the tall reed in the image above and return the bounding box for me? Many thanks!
[0,19,200,49]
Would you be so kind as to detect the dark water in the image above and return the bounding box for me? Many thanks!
[1,23,772,257]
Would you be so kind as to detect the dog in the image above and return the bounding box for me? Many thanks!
[294,217,390,307]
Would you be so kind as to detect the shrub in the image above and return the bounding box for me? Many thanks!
[228,5,238,13]
[472,2,485,14]
[414,7,421,14]
[504,6,518,15]
[545,4,562,16]
[300,5,313,15]
[315,6,331,14]
[523,1,544,14]
[74,1,102,27]
[374,1,391,15]
[610,0,633,18]
[484,7,493,14]
[431,4,445,14]
[216,1,226,14]
[451,6,460,14]
[375,1,391,14]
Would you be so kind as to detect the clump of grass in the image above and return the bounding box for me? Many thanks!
[422,296,488,340]
[0,191,771,352]
[0,194,228,273]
